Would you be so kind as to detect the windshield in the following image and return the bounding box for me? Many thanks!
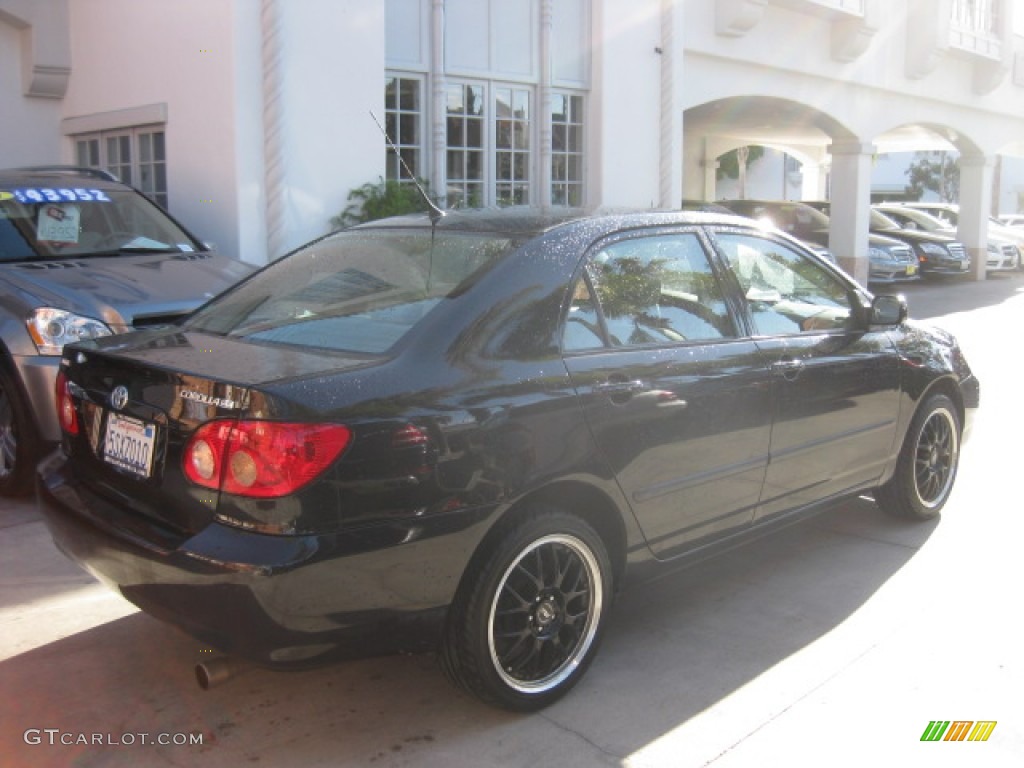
[869,209,902,231]
[883,207,949,232]
[185,229,518,355]
[730,202,830,236]
[0,186,201,261]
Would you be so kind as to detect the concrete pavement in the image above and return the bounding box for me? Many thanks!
[1,274,1021,767]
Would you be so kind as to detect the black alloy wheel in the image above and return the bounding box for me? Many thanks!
[875,394,961,520]
[442,506,612,711]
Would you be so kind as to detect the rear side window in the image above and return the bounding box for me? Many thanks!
[563,232,736,351]
[186,229,517,354]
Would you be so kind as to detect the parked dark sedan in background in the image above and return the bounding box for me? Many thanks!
[877,203,1021,272]
[718,199,919,284]
[39,208,978,711]
[805,201,969,276]
[0,166,253,496]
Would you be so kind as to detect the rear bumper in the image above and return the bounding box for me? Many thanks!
[36,449,493,665]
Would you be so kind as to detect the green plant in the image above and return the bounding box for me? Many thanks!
[905,151,960,202]
[716,146,765,181]
[330,177,433,229]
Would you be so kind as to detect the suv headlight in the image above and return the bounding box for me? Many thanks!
[26,308,113,355]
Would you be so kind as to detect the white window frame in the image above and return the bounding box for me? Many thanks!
[551,91,585,207]
[384,73,427,184]
[72,125,168,209]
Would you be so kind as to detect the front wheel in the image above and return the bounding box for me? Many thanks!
[0,367,38,497]
[441,506,612,711]
[875,394,961,520]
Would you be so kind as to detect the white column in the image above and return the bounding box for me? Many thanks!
[260,0,286,261]
[801,162,827,201]
[658,0,683,208]
[958,153,994,282]
[589,0,664,207]
[826,140,875,286]
[681,130,710,201]
[539,0,553,209]
[430,0,447,204]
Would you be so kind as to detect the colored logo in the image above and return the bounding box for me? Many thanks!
[921,720,997,742]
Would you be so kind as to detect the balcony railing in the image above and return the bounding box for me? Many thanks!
[949,0,1003,59]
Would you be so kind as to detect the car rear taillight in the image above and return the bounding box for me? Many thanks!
[183,420,351,498]
[55,370,79,435]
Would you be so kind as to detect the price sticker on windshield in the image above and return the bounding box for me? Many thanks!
[37,204,81,243]
[11,187,112,203]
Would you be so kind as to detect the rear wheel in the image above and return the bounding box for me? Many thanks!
[0,367,38,497]
[875,394,960,520]
[441,506,612,711]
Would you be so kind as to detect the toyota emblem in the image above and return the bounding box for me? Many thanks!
[109,385,129,411]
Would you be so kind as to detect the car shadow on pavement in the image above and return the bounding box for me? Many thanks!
[897,271,1024,319]
[0,497,937,767]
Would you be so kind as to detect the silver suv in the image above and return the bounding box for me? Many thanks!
[0,166,253,495]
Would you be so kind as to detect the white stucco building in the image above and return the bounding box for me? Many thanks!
[2,0,1023,284]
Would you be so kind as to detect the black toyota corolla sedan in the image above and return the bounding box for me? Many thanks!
[38,208,978,711]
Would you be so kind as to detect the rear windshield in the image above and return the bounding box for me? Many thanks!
[185,229,518,354]
[0,185,200,260]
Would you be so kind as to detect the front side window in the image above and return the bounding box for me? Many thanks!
[714,233,854,335]
[563,232,736,351]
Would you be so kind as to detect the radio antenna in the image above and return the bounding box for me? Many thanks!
[370,111,445,225]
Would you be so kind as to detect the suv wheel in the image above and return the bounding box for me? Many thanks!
[0,368,38,497]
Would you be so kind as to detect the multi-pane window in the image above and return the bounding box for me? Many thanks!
[446,84,486,208]
[74,126,168,208]
[495,88,530,205]
[384,76,423,182]
[383,78,583,208]
[137,131,167,208]
[552,93,584,207]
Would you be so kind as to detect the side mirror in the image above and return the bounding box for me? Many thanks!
[870,294,907,326]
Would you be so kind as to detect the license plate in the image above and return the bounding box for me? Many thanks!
[103,412,156,478]
[906,265,917,276]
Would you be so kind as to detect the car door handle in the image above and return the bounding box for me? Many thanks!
[770,358,804,380]
[593,382,647,405]
[595,379,647,397]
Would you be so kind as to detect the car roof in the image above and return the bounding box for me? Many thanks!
[0,166,125,189]
[352,206,753,238]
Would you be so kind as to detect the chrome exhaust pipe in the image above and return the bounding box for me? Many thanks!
[195,657,237,690]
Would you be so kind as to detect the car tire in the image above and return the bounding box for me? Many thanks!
[874,394,960,520]
[441,505,612,711]
[0,366,39,497]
